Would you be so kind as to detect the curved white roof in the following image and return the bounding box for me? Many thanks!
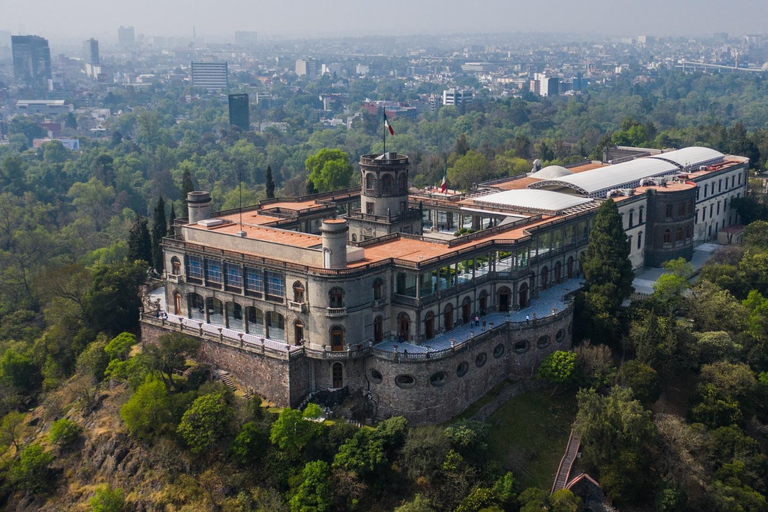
[529,157,678,197]
[530,165,573,179]
[648,146,724,169]
[471,189,593,214]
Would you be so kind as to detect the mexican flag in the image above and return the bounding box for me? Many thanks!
[383,109,394,135]
[440,165,447,193]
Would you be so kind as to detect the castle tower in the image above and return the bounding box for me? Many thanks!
[347,152,422,241]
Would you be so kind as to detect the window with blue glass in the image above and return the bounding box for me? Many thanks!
[205,259,222,284]
[187,255,203,280]
[265,270,285,297]
[245,267,263,294]
[225,263,242,289]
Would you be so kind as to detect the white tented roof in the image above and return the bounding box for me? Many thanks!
[529,157,678,197]
[470,189,593,214]
[529,165,573,179]
[648,146,724,168]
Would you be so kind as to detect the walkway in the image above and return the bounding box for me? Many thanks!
[632,243,719,296]
[376,278,582,354]
[551,427,581,494]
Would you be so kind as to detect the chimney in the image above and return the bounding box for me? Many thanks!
[320,219,349,269]
[187,191,212,223]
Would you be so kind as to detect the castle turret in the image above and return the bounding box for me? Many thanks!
[359,152,410,217]
[321,219,348,269]
[187,191,212,223]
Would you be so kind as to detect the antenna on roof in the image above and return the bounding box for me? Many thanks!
[237,167,246,237]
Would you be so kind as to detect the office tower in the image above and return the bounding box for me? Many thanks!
[118,26,135,47]
[442,88,473,106]
[295,58,318,79]
[228,93,250,130]
[12,35,51,87]
[83,38,99,65]
[191,62,229,90]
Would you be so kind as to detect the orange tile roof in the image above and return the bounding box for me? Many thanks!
[189,222,322,248]
[262,199,322,211]
[216,211,283,226]
[567,162,606,173]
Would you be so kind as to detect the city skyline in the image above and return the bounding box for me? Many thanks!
[3,0,768,41]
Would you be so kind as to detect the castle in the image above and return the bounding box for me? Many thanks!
[140,146,748,423]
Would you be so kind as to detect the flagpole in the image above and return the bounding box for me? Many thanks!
[382,107,386,155]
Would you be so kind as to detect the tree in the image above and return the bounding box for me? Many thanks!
[305,149,354,192]
[333,428,387,477]
[127,215,152,264]
[49,418,81,445]
[0,348,41,395]
[89,484,126,512]
[653,258,694,304]
[9,443,54,494]
[230,421,269,466]
[181,167,195,205]
[0,411,27,453]
[455,134,470,156]
[270,405,324,456]
[84,262,146,336]
[578,199,634,341]
[619,360,661,405]
[151,195,167,273]
[538,351,579,391]
[400,425,451,481]
[168,203,176,234]
[177,391,232,454]
[120,376,172,438]
[143,332,200,391]
[394,494,435,512]
[104,333,138,361]
[290,460,334,512]
[447,150,490,190]
[266,165,276,199]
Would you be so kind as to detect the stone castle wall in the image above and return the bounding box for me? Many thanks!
[140,305,573,423]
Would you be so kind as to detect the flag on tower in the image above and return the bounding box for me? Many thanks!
[383,109,394,136]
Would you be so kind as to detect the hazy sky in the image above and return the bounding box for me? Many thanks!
[2,0,768,41]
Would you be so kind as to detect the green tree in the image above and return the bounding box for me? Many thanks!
[84,261,146,336]
[181,167,195,205]
[619,360,661,405]
[49,418,81,445]
[89,484,125,512]
[119,376,172,438]
[127,215,152,264]
[290,460,333,512]
[9,443,54,494]
[270,405,324,455]
[266,164,276,199]
[394,494,434,512]
[333,428,387,477]
[0,411,27,453]
[305,149,354,192]
[447,150,490,190]
[168,203,176,232]
[578,199,634,341]
[151,195,167,273]
[231,421,269,465]
[177,391,232,454]
[0,348,41,395]
[538,351,579,391]
[104,332,138,361]
[143,332,200,391]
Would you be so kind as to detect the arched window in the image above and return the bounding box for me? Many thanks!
[329,287,344,308]
[206,297,224,325]
[567,256,574,279]
[171,256,181,275]
[664,229,671,244]
[397,312,410,341]
[686,226,692,239]
[266,311,285,341]
[382,174,394,195]
[497,286,511,312]
[425,311,435,340]
[444,303,454,331]
[540,266,549,289]
[554,261,562,284]
[246,307,264,336]
[188,293,204,321]
[293,281,305,303]
[398,173,407,193]
[373,278,384,300]
[365,173,375,190]
[330,326,344,352]
[173,292,182,315]
[518,282,529,309]
[675,228,683,242]
[294,320,304,346]
[227,302,243,330]
[332,362,344,388]
[479,290,488,315]
[374,315,383,343]
[462,296,471,324]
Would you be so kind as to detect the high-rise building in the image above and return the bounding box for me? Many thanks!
[295,58,318,79]
[228,93,250,130]
[12,35,51,87]
[83,38,99,66]
[118,26,135,47]
[442,88,473,106]
[191,62,228,91]
[235,31,258,47]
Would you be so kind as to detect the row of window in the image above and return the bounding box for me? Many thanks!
[695,194,739,223]
[697,173,742,200]
[663,226,693,244]
[364,173,408,195]
[664,200,694,220]
[186,255,285,298]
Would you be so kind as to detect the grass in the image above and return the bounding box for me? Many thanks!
[485,389,577,490]
[451,378,518,422]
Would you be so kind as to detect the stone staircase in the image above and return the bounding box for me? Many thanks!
[552,427,581,494]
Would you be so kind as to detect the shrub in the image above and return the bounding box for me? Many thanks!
[49,418,81,445]
[9,443,54,493]
[90,484,126,512]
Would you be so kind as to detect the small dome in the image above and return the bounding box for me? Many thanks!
[530,165,573,179]
[762,62,768,71]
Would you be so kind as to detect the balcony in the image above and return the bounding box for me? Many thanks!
[371,298,386,309]
[289,301,307,313]
[167,274,184,284]
[326,307,347,318]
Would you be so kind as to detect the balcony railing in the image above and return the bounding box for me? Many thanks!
[288,301,307,313]
[371,298,386,309]
[326,307,347,318]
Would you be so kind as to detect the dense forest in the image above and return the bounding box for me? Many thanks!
[1,68,768,510]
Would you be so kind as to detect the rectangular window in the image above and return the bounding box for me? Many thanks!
[695,210,699,223]
[244,267,263,294]
[717,202,720,215]
[187,255,203,281]
[637,232,642,250]
[366,202,374,215]
[704,184,708,197]
[678,203,685,217]
[710,205,714,219]
[639,207,644,224]
[666,204,673,218]
[719,179,722,192]
[225,263,242,289]
[265,270,284,297]
[628,211,634,228]
[205,259,222,284]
